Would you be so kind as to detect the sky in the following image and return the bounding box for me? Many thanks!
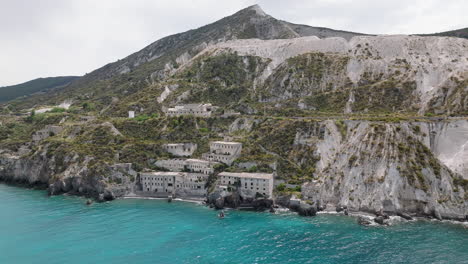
[1,0,467,86]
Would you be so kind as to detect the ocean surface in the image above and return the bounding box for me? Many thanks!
[0,184,467,264]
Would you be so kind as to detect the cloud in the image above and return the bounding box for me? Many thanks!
[0,0,466,86]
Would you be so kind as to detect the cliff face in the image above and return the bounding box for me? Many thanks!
[301,119,467,220]
[0,143,136,201]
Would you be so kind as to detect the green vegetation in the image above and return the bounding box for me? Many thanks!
[335,120,347,139]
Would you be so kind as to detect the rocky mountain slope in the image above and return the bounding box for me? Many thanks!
[0,76,78,103]
[5,5,365,111]
[422,27,468,39]
[0,5,467,220]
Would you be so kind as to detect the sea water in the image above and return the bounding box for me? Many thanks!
[0,184,467,264]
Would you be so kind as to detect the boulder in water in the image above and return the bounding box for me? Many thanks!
[357,216,372,226]
[397,212,413,220]
[297,203,317,217]
[374,216,387,225]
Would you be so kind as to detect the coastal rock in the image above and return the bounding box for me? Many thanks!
[215,197,225,209]
[433,210,443,221]
[357,216,373,226]
[397,212,413,220]
[336,206,347,213]
[374,216,388,225]
[103,190,115,201]
[252,198,273,211]
[273,195,291,208]
[47,178,72,195]
[297,203,317,217]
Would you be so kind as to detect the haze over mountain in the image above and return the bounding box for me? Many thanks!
[0,76,78,103]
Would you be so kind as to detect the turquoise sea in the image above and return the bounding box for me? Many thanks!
[0,184,467,264]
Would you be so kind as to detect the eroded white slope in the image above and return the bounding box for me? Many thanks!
[187,35,468,110]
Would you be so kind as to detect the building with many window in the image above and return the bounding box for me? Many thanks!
[164,104,214,117]
[140,171,209,197]
[202,141,242,165]
[218,172,274,198]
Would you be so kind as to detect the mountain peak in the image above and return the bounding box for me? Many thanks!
[245,4,267,17]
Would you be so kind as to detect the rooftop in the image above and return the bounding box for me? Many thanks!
[164,143,194,146]
[186,159,220,164]
[218,172,273,180]
[140,171,183,177]
[211,141,242,145]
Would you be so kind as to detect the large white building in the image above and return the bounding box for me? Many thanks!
[140,171,179,193]
[155,158,220,175]
[162,143,197,157]
[164,104,214,117]
[218,172,274,198]
[140,171,208,197]
[202,141,242,165]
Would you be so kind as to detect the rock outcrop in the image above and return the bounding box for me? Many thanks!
[301,119,468,221]
[0,145,135,201]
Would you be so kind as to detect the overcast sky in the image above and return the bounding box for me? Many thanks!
[1,0,467,86]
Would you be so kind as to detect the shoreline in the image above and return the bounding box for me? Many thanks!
[122,193,468,227]
[316,210,468,227]
[122,195,205,204]
[1,182,466,227]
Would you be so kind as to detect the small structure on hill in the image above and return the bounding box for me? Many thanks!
[32,125,63,142]
[164,104,214,117]
[162,143,197,157]
[202,141,242,165]
[218,172,274,198]
[128,111,135,118]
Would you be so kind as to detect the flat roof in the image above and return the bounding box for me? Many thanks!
[140,171,182,177]
[186,159,220,164]
[211,141,242,145]
[164,143,195,146]
[218,172,273,180]
[140,171,209,178]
